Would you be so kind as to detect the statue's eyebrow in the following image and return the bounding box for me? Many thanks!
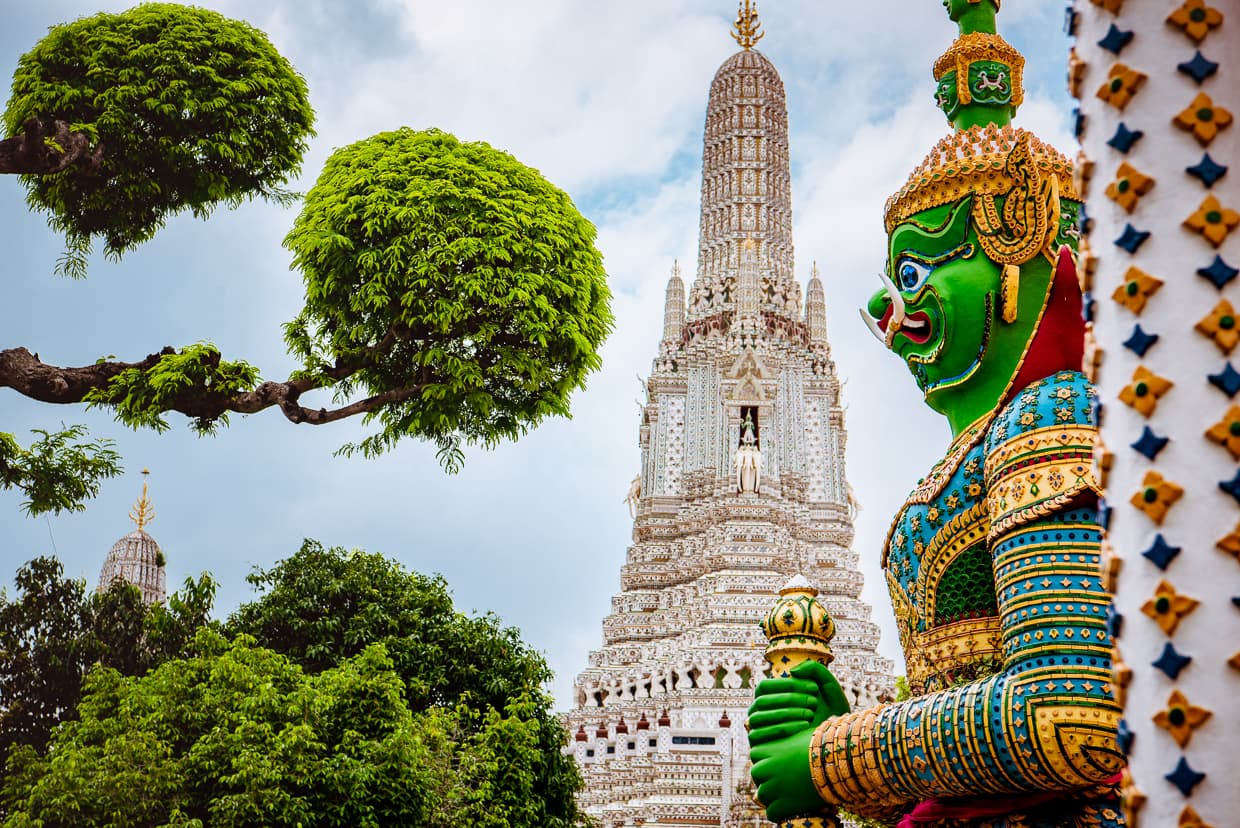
[889,196,973,263]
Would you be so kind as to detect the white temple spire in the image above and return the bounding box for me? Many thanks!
[663,260,686,343]
[806,260,827,342]
[689,37,795,321]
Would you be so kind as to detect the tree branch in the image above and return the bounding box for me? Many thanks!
[0,118,105,176]
[0,346,423,429]
[0,346,173,403]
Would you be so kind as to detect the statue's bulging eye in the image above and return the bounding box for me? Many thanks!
[896,258,933,292]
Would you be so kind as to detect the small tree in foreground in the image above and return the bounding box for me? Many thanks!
[0,3,612,514]
[0,543,587,827]
[0,557,216,789]
[227,541,584,826]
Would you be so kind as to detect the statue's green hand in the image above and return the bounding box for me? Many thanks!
[746,662,850,822]
[748,661,850,744]
[750,727,822,822]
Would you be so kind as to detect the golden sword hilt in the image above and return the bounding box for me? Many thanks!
[760,575,842,828]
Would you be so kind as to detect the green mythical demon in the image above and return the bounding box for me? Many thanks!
[747,2,1127,827]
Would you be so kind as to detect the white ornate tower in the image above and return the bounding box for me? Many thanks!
[565,5,894,826]
[97,469,166,604]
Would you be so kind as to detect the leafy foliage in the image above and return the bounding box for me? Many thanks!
[2,7,614,513]
[83,343,260,434]
[283,128,613,465]
[1,635,573,828]
[2,635,425,827]
[227,540,584,826]
[1,546,584,827]
[0,557,216,790]
[228,540,540,711]
[0,426,120,515]
[894,675,911,702]
[3,2,314,268]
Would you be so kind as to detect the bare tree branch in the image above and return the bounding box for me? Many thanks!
[0,346,423,428]
[0,118,105,176]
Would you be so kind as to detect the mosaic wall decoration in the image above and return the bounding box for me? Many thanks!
[1073,0,1238,824]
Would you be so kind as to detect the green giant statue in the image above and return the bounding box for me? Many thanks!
[747,2,1127,826]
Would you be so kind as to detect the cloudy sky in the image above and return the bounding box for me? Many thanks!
[0,0,1074,707]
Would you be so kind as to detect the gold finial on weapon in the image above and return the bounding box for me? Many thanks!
[760,575,841,828]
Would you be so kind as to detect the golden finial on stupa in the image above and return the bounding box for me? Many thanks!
[731,0,764,50]
[130,468,155,531]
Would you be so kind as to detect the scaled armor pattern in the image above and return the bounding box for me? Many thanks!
[562,11,895,828]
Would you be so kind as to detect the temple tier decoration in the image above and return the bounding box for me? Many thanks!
[1070,1,1239,826]
[750,0,1129,826]
[562,3,894,826]
[97,468,166,604]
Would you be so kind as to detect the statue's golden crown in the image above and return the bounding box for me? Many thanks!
[883,123,1078,234]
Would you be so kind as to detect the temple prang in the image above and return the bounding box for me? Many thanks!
[97,468,167,604]
[562,4,895,824]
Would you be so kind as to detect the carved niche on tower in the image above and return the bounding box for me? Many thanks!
[725,351,773,493]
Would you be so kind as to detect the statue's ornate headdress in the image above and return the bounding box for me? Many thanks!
[883,0,1077,268]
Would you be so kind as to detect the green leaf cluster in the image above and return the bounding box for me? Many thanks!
[1,634,575,828]
[0,557,217,790]
[0,544,585,827]
[3,3,314,263]
[227,540,583,826]
[283,128,613,466]
[82,344,260,434]
[0,426,121,515]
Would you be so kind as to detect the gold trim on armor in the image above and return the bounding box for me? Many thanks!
[986,424,1099,539]
[906,616,1004,691]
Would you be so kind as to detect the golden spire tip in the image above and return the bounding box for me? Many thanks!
[130,469,155,531]
[731,0,764,50]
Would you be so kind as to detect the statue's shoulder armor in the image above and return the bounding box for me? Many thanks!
[983,371,1099,538]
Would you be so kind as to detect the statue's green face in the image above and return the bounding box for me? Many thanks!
[866,196,1052,433]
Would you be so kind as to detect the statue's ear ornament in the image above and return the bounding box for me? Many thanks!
[971,131,1062,269]
[1000,263,1020,323]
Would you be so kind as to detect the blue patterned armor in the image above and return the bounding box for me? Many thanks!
[806,372,1125,827]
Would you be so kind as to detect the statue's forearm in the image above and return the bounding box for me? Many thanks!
[809,508,1122,812]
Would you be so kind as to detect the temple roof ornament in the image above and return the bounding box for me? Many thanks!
[730,0,763,51]
[98,468,166,604]
[130,467,154,530]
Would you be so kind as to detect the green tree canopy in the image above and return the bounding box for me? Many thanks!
[2,635,449,827]
[227,540,583,825]
[283,128,612,466]
[0,556,216,787]
[1,3,314,269]
[0,545,586,827]
[0,4,612,513]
